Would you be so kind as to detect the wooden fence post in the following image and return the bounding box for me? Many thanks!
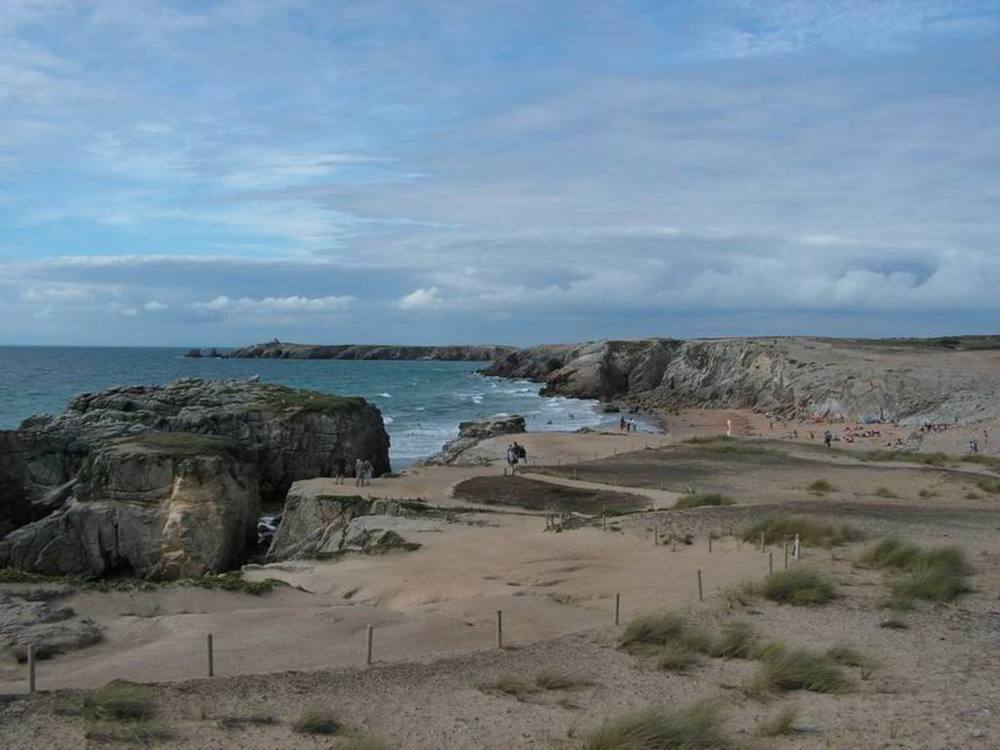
[207,634,214,678]
[365,624,374,666]
[697,570,703,602]
[496,610,503,649]
[27,643,36,693]
[614,593,621,626]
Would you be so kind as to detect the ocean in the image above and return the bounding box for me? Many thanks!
[0,347,621,466]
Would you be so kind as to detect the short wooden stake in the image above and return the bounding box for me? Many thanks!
[572,468,578,480]
[697,570,703,602]
[708,534,713,553]
[27,643,36,693]
[794,534,801,560]
[602,511,607,531]
[769,552,774,575]
[783,542,789,569]
[759,531,766,553]
[365,624,374,665]
[495,610,503,649]
[207,634,214,677]
[614,593,621,625]
[653,520,658,545]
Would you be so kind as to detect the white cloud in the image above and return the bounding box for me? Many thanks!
[398,286,443,310]
[192,294,356,315]
[143,300,168,312]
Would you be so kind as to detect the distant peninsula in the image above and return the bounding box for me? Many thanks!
[189,341,517,361]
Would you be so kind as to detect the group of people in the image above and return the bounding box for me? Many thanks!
[332,457,376,486]
[506,441,527,475]
[619,416,639,432]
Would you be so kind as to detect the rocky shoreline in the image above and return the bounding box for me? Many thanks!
[193,341,516,361]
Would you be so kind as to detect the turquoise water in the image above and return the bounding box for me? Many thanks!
[0,347,617,465]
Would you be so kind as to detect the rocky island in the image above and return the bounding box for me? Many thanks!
[193,341,516,361]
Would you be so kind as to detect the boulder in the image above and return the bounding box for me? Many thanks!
[0,591,102,662]
[0,433,260,578]
[266,490,430,561]
[420,415,526,465]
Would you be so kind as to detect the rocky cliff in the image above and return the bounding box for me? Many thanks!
[419,415,527,466]
[482,337,1000,425]
[0,379,391,578]
[207,342,516,361]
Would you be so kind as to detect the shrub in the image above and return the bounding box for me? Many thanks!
[84,720,176,744]
[673,493,735,509]
[759,569,837,605]
[918,489,938,499]
[483,676,539,700]
[875,487,898,498]
[859,539,973,602]
[712,622,758,659]
[582,703,725,750]
[620,613,713,657]
[534,671,592,691]
[755,704,799,737]
[293,706,342,735]
[741,515,863,548]
[807,479,836,494]
[976,478,1000,494]
[826,644,875,670]
[747,649,852,697]
[83,681,155,721]
[857,538,922,570]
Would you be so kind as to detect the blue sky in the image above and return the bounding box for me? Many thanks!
[1,0,998,346]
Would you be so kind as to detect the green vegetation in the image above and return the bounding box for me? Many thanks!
[620,612,713,657]
[682,435,776,455]
[582,702,725,750]
[84,720,177,744]
[481,671,593,700]
[755,705,800,737]
[746,648,852,698]
[826,644,876,671]
[807,479,836,494]
[673,493,735,510]
[0,567,281,595]
[741,515,864,548]
[257,384,366,413]
[758,569,837,606]
[858,538,973,602]
[113,431,239,456]
[84,681,155,721]
[857,450,950,467]
[217,714,278,730]
[976,478,1000,494]
[875,486,898,499]
[962,454,1000,472]
[711,622,758,659]
[918,488,938,499]
[657,641,702,672]
[293,706,343,735]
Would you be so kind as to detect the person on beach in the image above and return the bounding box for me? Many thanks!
[335,457,346,485]
[506,443,519,475]
[355,457,364,486]
[620,416,626,431]
[362,458,374,484]
[824,430,832,448]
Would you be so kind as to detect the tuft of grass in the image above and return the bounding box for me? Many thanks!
[673,493,735,509]
[620,613,713,657]
[746,649,852,698]
[534,671,592,691]
[918,488,938,499]
[741,515,863,548]
[84,720,176,744]
[657,641,701,673]
[482,675,539,700]
[483,671,593,700]
[962,454,1000,472]
[256,384,367,414]
[293,706,343,736]
[880,616,909,630]
[582,702,725,750]
[807,479,836,494]
[759,569,837,606]
[218,714,278,730]
[965,491,982,500]
[859,539,973,602]
[712,622,758,659]
[0,567,281,595]
[859,450,950,467]
[83,681,155,721]
[826,644,876,670]
[755,704,800,737]
[874,486,898,499]
[976,478,1000,495]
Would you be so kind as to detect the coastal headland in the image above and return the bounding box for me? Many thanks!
[2,336,999,748]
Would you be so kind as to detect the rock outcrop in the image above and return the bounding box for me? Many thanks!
[0,589,102,662]
[482,337,1000,425]
[0,378,391,579]
[266,492,430,561]
[0,433,260,578]
[214,341,516,361]
[420,415,527,465]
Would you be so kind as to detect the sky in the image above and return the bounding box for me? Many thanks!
[1,0,999,347]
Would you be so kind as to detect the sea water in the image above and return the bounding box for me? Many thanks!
[0,347,624,466]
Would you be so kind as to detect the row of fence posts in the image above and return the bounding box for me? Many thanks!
[22,528,802,692]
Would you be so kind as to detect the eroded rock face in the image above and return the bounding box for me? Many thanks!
[483,337,1000,425]
[0,434,259,578]
[419,415,527,465]
[9,377,391,511]
[266,491,429,561]
[0,590,102,662]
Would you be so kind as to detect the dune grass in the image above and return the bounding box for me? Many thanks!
[746,648,852,698]
[657,641,702,672]
[976,478,1000,494]
[918,488,938,498]
[293,706,343,735]
[673,493,735,509]
[711,622,758,659]
[758,569,838,606]
[826,644,876,671]
[755,705,800,737]
[741,515,863,548]
[681,435,776,456]
[84,720,177,744]
[83,681,155,721]
[875,486,898,498]
[620,613,714,657]
[807,479,836,495]
[857,538,973,603]
[582,702,725,750]
[482,671,593,700]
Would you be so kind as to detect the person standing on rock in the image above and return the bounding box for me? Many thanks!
[363,458,374,484]
[506,443,519,476]
[355,457,364,486]
[824,430,832,448]
[334,457,346,485]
